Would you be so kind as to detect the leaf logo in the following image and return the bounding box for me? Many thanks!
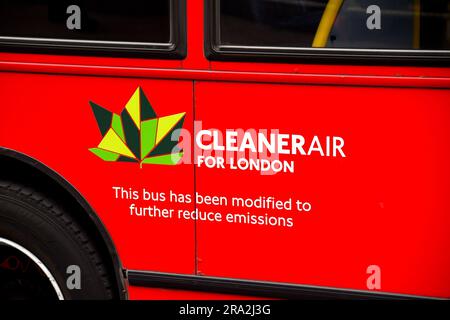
[89,87,186,167]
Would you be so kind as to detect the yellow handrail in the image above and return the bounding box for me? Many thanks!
[312,0,344,48]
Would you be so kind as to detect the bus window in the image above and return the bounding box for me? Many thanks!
[219,0,327,47]
[0,0,185,56]
[325,0,450,50]
[210,0,450,62]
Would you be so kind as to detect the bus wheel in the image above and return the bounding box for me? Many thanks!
[0,180,115,300]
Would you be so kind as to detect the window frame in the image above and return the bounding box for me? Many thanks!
[205,0,450,65]
[0,0,186,59]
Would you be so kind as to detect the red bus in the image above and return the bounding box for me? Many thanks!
[0,0,449,300]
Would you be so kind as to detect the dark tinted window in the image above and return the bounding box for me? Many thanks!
[218,0,450,50]
[0,0,171,44]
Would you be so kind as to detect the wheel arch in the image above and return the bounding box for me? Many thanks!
[0,147,128,299]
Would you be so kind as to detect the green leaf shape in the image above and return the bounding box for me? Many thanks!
[140,119,157,159]
[89,148,120,162]
[89,87,185,167]
[90,102,112,136]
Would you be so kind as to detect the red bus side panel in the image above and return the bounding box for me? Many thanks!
[195,81,450,298]
[0,72,196,274]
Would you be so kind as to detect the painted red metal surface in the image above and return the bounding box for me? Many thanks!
[0,60,450,88]
[195,81,450,298]
[0,73,196,274]
[0,0,449,299]
[128,286,261,300]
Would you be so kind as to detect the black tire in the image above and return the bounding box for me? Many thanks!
[0,180,115,300]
